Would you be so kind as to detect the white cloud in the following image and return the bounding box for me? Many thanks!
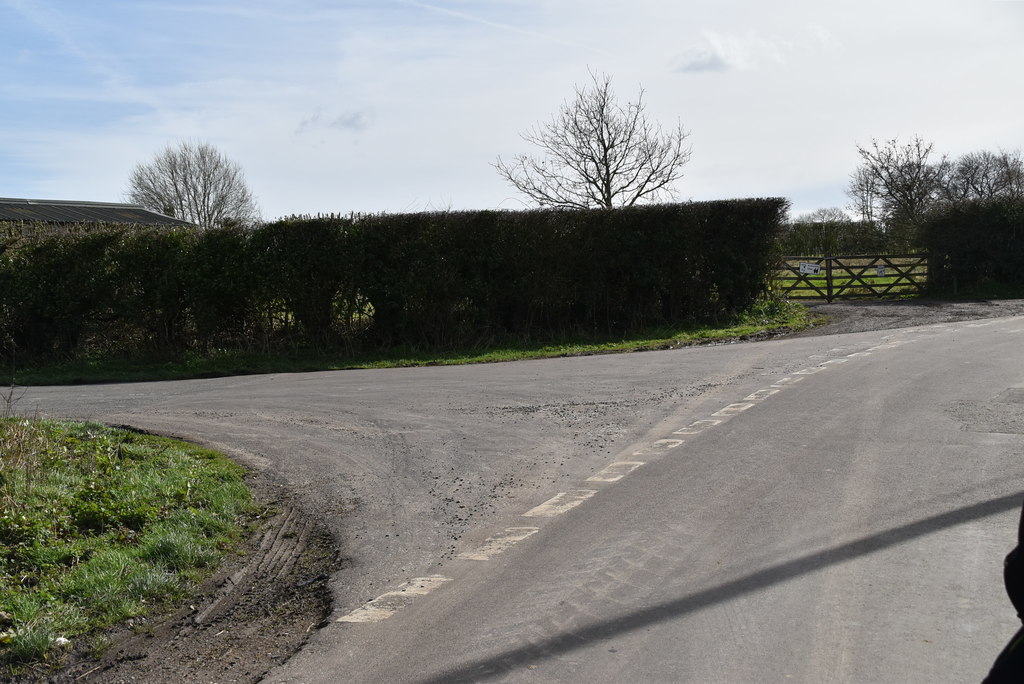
[674,29,792,73]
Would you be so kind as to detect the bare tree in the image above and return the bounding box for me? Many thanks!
[846,136,946,228]
[126,141,260,228]
[494,71,691,210]
[794,207,853,224]
[938,149,1024,203]
[846,166,881,224]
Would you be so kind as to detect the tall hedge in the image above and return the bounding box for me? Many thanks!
[0,199,788,360]
[922,199,1024,291]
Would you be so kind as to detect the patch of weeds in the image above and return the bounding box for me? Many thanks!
[0,420,252,673]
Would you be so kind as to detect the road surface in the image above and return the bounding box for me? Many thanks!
[18,316,1024,682]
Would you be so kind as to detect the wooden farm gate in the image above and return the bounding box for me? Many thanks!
[775,254,929,302]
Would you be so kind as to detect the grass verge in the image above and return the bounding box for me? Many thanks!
[0,419,252,676]
[14,300,815,386]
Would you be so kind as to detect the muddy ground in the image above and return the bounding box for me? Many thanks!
[22,298,1024,684]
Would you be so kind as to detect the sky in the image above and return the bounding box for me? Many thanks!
[2,0,1023,221]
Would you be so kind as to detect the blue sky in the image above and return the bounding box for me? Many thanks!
[2,0,1023,220]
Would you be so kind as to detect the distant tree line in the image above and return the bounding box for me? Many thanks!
[847,137,1023,248]
[779,137,1024,255]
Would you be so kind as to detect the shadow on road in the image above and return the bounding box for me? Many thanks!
[421,491,1023,683]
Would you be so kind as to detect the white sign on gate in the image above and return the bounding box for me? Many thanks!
[799,262,821,276]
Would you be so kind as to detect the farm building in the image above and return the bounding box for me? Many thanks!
[0,197,193,230]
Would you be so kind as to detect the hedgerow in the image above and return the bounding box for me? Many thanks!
[0,199,789,361]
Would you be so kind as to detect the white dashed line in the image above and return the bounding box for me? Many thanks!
[587,461,645,482]
[712,402,755,417]
[744,388,780,401]
[846,351,872,358]
[673,418,722,435]
[772,377,804,387]
[457,527,539,560]
[820,358,849,366]
[794,366,826,375]
[523,489,597,517]
[337,576,452,623]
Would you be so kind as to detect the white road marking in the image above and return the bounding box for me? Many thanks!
[771,377,804,387]
[673,419,722,435]
[587,461,645,482]
[337,575,452,623]
[523,489,597,517]
[632,439,684,455]
[846,351,872,358]
[794,366,826,375]
[820,358,849,366]
[457,527,539,560]
[712,402,755,417]
[744,388,780,401]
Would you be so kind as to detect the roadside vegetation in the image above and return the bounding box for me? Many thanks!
[0,415,252,676]
[13,299,812,386]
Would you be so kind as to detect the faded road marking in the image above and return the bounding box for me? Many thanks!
[632,438,685,455]
[820,358,849,366]
[673,419,722,435]
[794,365,827,375]
[587,461,645,482]
[744,388,780,401]
[458,527,539,560]
[523,490,597,517]
[713,402,754,417]
[772,377,804,387]
[337,575,451,623]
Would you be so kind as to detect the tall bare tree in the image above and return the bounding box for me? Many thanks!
[126,141,260,228]
[494,71,691,210]
[846,136,946,229]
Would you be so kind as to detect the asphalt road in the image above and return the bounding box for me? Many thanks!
[17,316,1024,683]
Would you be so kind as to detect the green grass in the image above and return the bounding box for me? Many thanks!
[13,300,815,386]
[0,419,252,675]
[774,273,928,299]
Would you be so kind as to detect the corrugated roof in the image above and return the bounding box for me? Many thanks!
[0,198,193,227]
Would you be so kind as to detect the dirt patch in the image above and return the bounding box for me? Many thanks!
[791,298,1024,336]
[16,474,338,684]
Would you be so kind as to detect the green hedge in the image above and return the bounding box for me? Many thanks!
[922,199,1024,291]
[0,199,788,360]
